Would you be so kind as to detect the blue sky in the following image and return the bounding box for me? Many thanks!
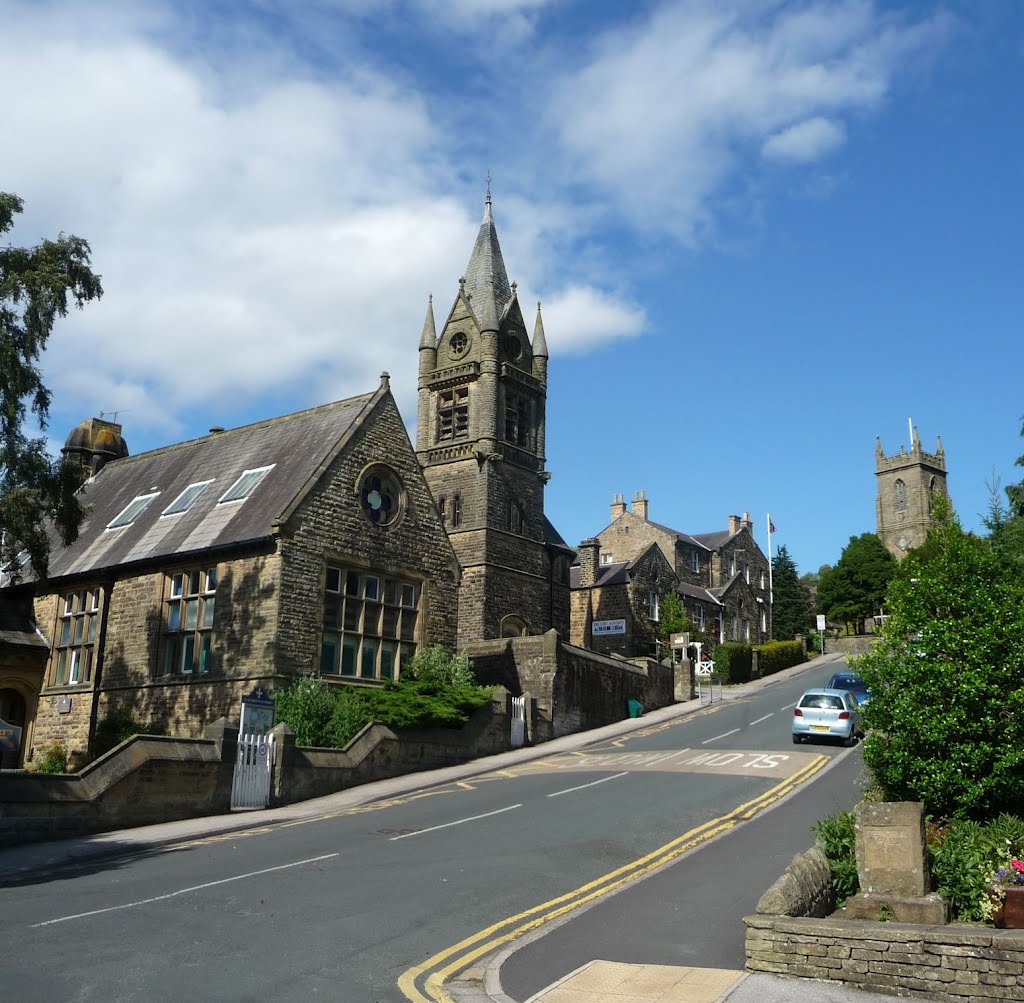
[3,0,1022,577]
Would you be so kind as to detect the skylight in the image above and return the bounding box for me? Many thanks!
[219,465,274,504]
[162,480,213,517]
[107,493,160,530]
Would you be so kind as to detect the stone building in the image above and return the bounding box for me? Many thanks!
[569,539,677,658]
[590,492,771,646]
[416,193,574,643]
[875,426,949,559]
[2,375,459,767]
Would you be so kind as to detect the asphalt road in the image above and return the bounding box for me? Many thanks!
[0,659,862,1002]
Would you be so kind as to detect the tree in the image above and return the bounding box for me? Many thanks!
[771,545,813,640]
[657,590,698,658]
[816,533,895,634]
[0,193,102,580]
[983,427,1024,570]
[858,508,1024,818]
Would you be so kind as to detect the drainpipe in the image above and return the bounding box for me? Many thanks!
[88,578,115,753]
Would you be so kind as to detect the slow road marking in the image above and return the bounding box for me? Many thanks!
[398,753,829,1002]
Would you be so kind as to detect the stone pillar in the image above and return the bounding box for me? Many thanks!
[843,801,948,923]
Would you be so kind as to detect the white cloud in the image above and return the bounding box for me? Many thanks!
[549,0,951,241]
[540,285,646,353]
[762,116,846,162]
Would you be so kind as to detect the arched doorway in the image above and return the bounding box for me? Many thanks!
[0,688,27,769]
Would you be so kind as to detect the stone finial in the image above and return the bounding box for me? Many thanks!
[419,294,437,350]
[380,371,390,388]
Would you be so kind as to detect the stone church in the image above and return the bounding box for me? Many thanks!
[416,193,574,642]
[875,425,949,559]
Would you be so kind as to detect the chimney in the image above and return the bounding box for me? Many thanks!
[577,538,601,588]
[740,511,752,532]
[728,514,741,535]
[632,490,649,521]
[61,416,129,475]
[610,493,627,521]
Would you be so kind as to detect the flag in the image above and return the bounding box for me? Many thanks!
[768,515,776,534]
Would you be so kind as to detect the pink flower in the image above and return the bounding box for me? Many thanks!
[1012,859,1024,875]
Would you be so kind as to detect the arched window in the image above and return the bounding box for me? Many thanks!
[451,493,463,528]
[928,477,937,513]
[438,496,447,526]
[501,614,529,637]
[894,479,907,511]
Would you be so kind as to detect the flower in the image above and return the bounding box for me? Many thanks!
[992,857,1024,897]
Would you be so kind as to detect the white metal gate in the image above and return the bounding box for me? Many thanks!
[511,695,526,749]
[231,732,275,809]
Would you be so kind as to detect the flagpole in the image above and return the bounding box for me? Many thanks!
[766,514,774,636]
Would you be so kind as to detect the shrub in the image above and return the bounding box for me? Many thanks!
[754,640,805,677]
[274,675,338,747]
[34,740,69,774]
[714,643,752,683]
[812,809,859,906]
[858,505,1024,819]
[405,646,476,688]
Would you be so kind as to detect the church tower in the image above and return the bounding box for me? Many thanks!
[875,424,949,559]
[416,193,571,641]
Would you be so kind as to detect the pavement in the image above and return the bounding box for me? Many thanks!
[0,653,891,1003]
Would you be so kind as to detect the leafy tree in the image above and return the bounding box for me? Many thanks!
[771,544,813,640]
[858,506,1024,819]
[816,533,895,633]
[0,192,103,580]
[657,590,701,658]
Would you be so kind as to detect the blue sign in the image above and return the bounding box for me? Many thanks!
[0,717,23,752]
[240,687,276,736]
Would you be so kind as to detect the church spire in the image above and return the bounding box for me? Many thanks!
[463,189,511,333]
[419,294,436,349]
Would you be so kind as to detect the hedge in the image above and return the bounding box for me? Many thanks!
[714,643,753,683]
[754,640,806,677]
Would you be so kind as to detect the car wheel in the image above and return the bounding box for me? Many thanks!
[844,732,857,747]
[792,734,802,744]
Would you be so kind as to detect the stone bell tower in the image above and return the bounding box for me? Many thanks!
[416,192,571,642]
[875,424,949,559]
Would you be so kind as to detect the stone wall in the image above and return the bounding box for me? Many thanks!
[0,695,512,846]
[466,630,674,742]
[746,845,1024,1000]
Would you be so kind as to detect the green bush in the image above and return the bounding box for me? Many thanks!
[812,809,859,906]
[754,640,806,677]
[34,740,69,774]
[714,643,752,683]
[929,815,1024,922]
[858,506,1024,819]
[273,669,494,750]
[405,645,476,688]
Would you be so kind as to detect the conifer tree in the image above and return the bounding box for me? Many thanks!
[770,544,813,639]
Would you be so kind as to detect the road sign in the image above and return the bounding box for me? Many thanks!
[816,614,826,631]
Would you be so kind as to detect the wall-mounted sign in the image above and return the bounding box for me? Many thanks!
[240,685,276,736]
[0,718,22,752]
[58,697,72,714]
[592,619,626,636]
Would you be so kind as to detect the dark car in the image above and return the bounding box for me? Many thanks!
[826,670,870,706]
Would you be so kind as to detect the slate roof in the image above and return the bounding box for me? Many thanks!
[677,581,723,606]
[569,560,630,589]
[41,390,379,583]
[0,594,48,649]
[463,195,512,332]
[543,516,575,554]
[690,529,731,550]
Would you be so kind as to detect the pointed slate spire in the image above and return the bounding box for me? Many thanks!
[532,301,548,358]
[419,294,437,349]
[463,188,511,333]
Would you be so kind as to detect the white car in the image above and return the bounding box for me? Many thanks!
[792,688,861,746]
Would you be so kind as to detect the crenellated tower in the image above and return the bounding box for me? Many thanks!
[875,424,950,559]
[416,193,570,641]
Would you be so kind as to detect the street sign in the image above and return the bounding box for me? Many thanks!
[0,717,22,752]
[670,632,690,649]
[816,614,826,631]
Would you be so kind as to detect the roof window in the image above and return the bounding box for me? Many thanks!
[107,493,160,530]
[162,480,213,517]
[219,465,274,504]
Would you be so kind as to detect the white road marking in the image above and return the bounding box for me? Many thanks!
[779,703,795,712]
[31,853,339,928]
[701,728,740,744]
[547,772,629,798]
[390,804,522,840]
[750,713,774,726]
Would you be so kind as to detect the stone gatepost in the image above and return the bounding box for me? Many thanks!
[843,801,948,923]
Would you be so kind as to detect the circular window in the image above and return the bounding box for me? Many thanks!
[505,333,522,361]
[359,466,403,526]
[449,331,469,358]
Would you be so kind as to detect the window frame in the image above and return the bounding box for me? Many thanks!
[319,563,421,682]
[106,492,160,530]
[646,590,659,622]
[691,549,700,573]
[51,587,101,686]
[436,387,469,442]
[219,465,274,505]
[162,480,213,517]
[159,566,218,676]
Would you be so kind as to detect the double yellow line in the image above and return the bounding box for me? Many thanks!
[398,753,829,1002]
